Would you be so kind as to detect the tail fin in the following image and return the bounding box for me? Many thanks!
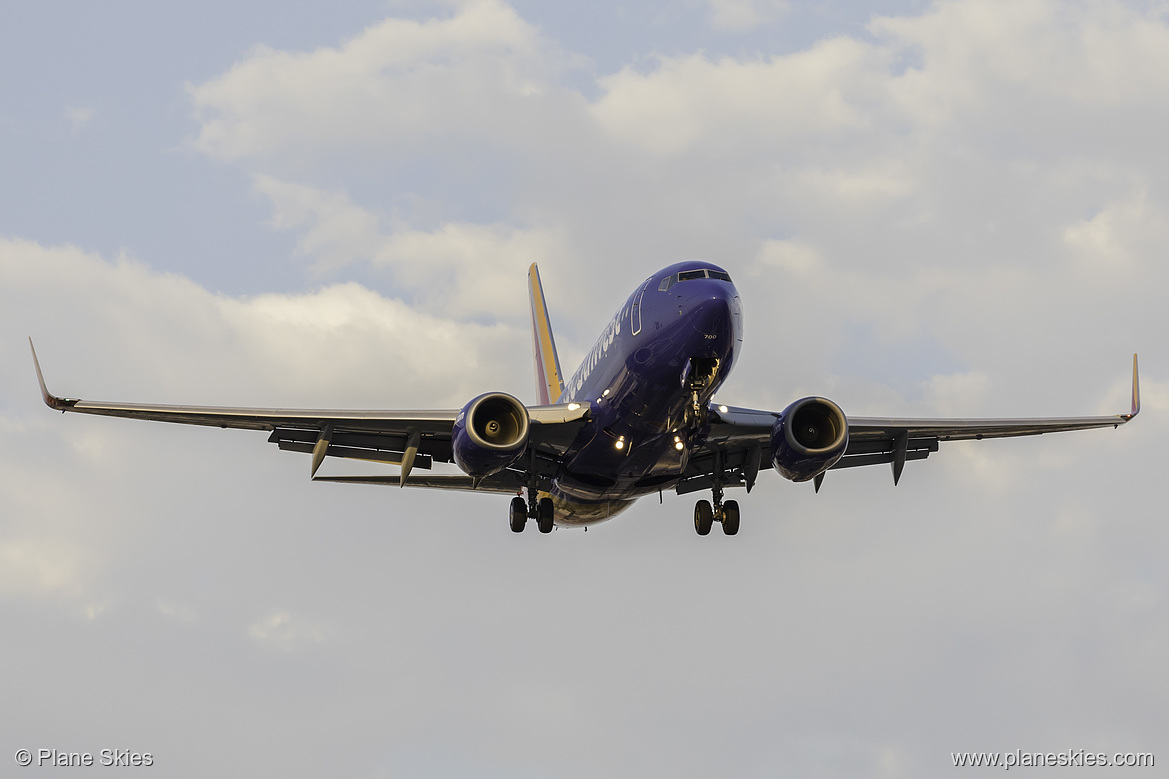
[528,263,565,405]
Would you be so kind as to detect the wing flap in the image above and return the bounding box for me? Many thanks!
[313,472,524,494]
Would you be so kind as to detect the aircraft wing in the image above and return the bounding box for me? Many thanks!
[30,339,588,488]
[679,355,1140,494]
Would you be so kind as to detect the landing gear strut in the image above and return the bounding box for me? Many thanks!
[509,449,555,534]
[693,450,740,535]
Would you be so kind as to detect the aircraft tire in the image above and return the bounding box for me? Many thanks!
[537,497,555,534]
[510,497,527,533]
[694,500,713,535]
[722,500,740,535]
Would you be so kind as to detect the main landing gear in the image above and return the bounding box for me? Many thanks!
[510,490,554,534]
[692,449,739,536]
[693,480,740,536]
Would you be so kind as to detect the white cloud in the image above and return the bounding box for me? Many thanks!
[590,39,885,155]
[920,370,990,416]
[1061,188,1168,281]
[188,0,579,164]
[1,237,527,408]
[157,598,197,623]
[701,0,790,32]
[755,238,821,276]
[65,105,95,132]
[255,174,568,322]
[0,538,90,600]
[248,611,327,648]
[872,0,1169,114]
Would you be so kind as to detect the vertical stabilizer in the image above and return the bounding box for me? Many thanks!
[528,263,565,405]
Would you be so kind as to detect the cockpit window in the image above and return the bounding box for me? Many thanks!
[668,268,733,285]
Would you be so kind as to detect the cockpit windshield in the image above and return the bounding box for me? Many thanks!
[658,268,733,291]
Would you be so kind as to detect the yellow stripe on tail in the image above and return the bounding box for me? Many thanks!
[528,263,565,405]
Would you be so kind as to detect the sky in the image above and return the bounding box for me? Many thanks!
[1,0,1166,776]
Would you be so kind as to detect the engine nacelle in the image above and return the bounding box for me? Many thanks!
[771,397,849,482]
[452,392,531,479]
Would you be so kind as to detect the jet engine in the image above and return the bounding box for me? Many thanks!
[452,392,531,479]
[771,397,848,482]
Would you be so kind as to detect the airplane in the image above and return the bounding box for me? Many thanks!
[31,261,1139,535]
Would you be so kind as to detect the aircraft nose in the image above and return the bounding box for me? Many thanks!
[684,282,737,336]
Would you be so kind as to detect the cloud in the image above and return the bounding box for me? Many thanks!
[179,0,1168,421]
[701,0,790,32]
[0,237,543,632]
[1061,188,1168,281]
[65,105,95,132]
[590,39,886,155]
[188,0,581,165]
[248,611,327,648]
[2,237,527,408]
[872,0,1169,115]
[0,538,90,600]
[254,174,568,322]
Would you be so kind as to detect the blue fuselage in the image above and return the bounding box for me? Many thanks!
[551,261,742,524]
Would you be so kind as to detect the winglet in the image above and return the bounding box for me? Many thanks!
[1125,353,1140,420]
[528,263,565,405]
[28,338,76,411]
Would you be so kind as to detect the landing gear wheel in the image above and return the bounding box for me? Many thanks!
[694,499,714,535]
[509,497,527,533]
[537,497,555,534]
[721,499,740,535]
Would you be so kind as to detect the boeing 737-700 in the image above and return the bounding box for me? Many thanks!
[31,261,1139,535]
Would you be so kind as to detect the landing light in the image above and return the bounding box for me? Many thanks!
[719,405,729,413]
[567,403,580,411]
[615,436,626,450]
[603,389,610,397]
[675,441,684,451]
